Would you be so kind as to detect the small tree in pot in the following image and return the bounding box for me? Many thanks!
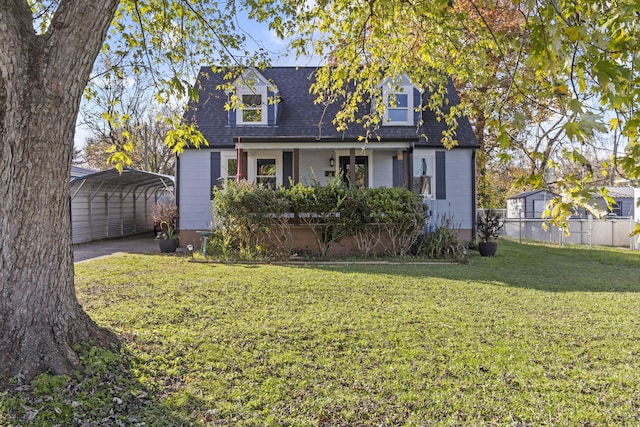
[476,209,504,256]
[152,203,179,253]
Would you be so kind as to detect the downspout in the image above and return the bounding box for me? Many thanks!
[471,149,477,242]
[175,153,181,231]
[237,137,242,182]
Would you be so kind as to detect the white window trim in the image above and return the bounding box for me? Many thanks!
[220,150,238,181]
[382,85,414,126]
[413,155,434,197]
[247,151,282,187]
[236,87,268,125]
[335,150,373,189]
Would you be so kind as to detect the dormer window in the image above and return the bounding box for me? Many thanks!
[238,89,267,125]
[381,77,418,126]
[230,68,278,126]
[386,93,410,123]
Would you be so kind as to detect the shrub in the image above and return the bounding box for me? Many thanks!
[367,187,427,256]
[211,180,427,259]
[212,180,291,259]
[477,209,504,243]
[414,214,463,260]
[289,178,346,258]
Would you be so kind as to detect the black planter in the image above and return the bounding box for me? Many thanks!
[478,241,498,257]
[159,238,179,253]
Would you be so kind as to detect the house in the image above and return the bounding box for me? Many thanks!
[507,187,637,219]
[177,67,479,251]
[506,190,558,219]
[603,186,636,218]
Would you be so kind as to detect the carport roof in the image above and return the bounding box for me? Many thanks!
[70,167,174,200]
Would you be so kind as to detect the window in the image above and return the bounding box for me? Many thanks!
[386,93,409,123]
[231,68,278,126]
[256,158,276,189]
[226,158,238,182]
[609,202,622,217]
[339,156,369,189]
[236,89,267,125]
[413,157,432,196]
[382,83,415,125]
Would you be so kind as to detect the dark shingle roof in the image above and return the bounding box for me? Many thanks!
[184,66,478,149]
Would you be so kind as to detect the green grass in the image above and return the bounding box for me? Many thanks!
[2,241,640,425]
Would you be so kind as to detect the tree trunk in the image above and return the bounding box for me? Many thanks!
[0,0,120,389]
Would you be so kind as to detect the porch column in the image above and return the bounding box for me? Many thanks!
[404,149,411,190]
[349,148,356,185]
[240,150,248,180]
[293,148,300,184]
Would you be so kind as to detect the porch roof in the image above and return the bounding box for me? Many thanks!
[235,139,412,150]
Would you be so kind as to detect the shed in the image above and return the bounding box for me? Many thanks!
[506,190,558,219]
[603,186,636,218]
[70,168,174,244]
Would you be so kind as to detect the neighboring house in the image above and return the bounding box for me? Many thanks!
[506,190,558,219]
[602,186,636,218]
[177,66,479,250]
[507,187,637,219]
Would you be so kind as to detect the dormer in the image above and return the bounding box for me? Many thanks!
[380,76,422,126]
[228,68,279,126]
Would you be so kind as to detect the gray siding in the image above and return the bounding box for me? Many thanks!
[179,150,218,230]
[416,148,474,231]
[71,186,158,244]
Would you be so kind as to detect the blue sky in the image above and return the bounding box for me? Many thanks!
[75,9,322,149]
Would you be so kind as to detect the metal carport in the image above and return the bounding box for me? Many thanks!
[69,168,174,244]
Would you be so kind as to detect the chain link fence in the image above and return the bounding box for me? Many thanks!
[479,209,640,250]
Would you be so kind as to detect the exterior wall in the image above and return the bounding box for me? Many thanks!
[416,148,474,234]
[636,188,640,224]
[179,147,476,247]
[372,151,394,188]
[178,149,216,230]
[297,150,335,186]
[509,192,555,218]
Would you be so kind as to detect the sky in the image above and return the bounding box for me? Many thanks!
[74,7,323,149]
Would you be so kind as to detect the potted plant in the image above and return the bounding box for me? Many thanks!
[152,203,179,253]
[476,209,504,257]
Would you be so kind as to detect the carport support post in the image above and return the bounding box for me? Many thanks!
[88,191,93,241]
[120,192,124,237]
[105,193,109,238]
[133,192,137,234]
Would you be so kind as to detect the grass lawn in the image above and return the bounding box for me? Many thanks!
[2,240,640,426]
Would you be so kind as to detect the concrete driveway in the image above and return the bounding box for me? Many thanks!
[73,233,171,263]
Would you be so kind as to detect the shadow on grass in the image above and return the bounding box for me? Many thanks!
[0,345,193,426]
[287,240,640,293]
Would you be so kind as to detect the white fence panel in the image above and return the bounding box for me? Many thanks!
[502,216,639,250]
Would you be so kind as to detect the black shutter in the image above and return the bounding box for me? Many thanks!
[282,151,293,188]
[210,152,221,199]
[435,151,446,200]
[413,88,422,124]
[228,94,236,126]
[267,89,276,125]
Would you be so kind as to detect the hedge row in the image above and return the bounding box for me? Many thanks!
[210,179,427,259]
